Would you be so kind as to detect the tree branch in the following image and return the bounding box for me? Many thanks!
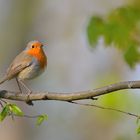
[0,80,140,102]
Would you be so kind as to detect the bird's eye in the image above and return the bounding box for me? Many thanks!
[32,45,35,48]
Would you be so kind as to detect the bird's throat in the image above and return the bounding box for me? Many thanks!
[27,48,47,68]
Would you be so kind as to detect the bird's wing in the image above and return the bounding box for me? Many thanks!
[6,51,33,79]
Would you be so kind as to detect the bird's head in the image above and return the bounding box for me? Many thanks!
[25,40,47,68]
[25,40,44,51]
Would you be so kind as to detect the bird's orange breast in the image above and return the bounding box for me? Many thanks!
[27,48,47,68]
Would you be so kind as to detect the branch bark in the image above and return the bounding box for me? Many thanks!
[0,80,140,103]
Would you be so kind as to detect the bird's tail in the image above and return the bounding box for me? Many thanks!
[0,77,8,85]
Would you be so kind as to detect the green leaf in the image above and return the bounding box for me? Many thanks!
[0,105,10,121]
[136,116,140,134]
[136,117,140,124]
[36,114,48,126]
[9,104,23,116]
[87,16,106,46]
[124,45,140,68]
[137,126,140,134]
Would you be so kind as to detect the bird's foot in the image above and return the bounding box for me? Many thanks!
[26,92,34,106]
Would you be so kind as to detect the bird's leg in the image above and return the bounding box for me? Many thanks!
[18,79,32,95]
[16,78,23,94]
[17,79,33,105]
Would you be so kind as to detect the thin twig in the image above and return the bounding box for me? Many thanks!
[69,101,139,118]
[12,114,41,118]
[22,114,41,118]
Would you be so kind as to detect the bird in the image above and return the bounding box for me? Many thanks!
[0,40,47,105]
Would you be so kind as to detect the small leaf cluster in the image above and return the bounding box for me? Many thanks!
[0,103,23,121]
[0,102,48,125]
[36,114,48,125]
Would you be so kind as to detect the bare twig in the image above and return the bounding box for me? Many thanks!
[19,114,41,118]
[68,101,139,118]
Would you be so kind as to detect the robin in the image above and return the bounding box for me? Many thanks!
[0,40,47,105]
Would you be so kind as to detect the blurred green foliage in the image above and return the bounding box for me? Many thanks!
[87,4,140,68]
[136,117,140,134]
[94,74,133,120]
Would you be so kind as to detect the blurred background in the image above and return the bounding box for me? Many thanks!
[0,0,140,140]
